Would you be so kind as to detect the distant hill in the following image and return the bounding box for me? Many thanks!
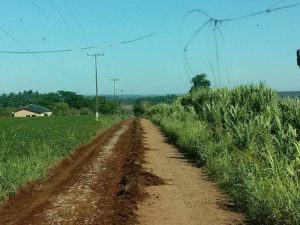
[86,94,182,104]
[278,91,300,98]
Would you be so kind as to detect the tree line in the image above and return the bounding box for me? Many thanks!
[0,74,212,117]
[0,90,121,116]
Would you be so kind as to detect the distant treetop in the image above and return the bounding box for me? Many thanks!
[190,74,211,91]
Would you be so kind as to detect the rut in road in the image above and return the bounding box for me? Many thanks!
[0,119,151,225]
[38,125,128,225]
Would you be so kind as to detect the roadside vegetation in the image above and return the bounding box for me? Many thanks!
[147,78,300,225]
[132,94,178,116]
[0,115,121,201]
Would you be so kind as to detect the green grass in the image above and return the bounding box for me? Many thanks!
[147,84,300,225]
[0,115,122,201]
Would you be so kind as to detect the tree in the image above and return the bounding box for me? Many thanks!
[190,73,211,91]
[79,107,93,115]
[52,102,73,116]
[133,100,152,116]
[97,97,121,114]
[58,91,93,109]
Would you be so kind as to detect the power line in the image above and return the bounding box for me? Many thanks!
[182,2,300,85]
[183,2,300,52]
[61,0,86,36]
[0,25,48,68]
[155,0,179,32]
[0,26,29,51]
[181,19,211,80]
[268,0,290,9]
[209,60,218,87]
[0,49,72,54]
[182,53,194,78]
[0,32,157,54]
[0,0,180,55]
[184,20,211,53]
[213,30,221,86]
[0,24,55,68]
[30,0,51,22]
[119,32,157,44]
[297,49,300,68]
[182,56,192,81]
[48,0,83,42]
[30,0,77,46]
[184,2,300,23]
[0,1,178,55]
[223,3,300,22]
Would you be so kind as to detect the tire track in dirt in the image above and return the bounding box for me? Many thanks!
[0,119,146,225]
[36,125,128,225]
[0,120,124,225]
[0,118,247,225]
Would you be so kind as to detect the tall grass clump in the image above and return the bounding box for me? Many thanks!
[147,83,300,225]
[0,115,121,201]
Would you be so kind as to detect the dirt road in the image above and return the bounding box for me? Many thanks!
[0,119,245,225]
[137,119,245,225]
[0,119,139,225]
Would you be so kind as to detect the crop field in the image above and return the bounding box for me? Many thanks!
[147,84,300,225]
[0,115,121,201]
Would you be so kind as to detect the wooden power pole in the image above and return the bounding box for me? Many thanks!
[87,53,104,121]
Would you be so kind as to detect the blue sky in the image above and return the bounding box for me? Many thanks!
[0,0,299,95]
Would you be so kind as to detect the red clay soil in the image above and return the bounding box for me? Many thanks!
[111,119,164,225]
[0,119,149,225]
[0,118,246,225]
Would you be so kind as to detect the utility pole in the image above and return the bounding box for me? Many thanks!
[120,89,125,100]
[297,49,300,69]
[110,78,119,101]
[120,89,125,105]
[87,53,104,121]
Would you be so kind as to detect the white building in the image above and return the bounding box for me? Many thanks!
[13,104,52,117]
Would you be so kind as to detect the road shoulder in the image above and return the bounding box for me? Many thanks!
[137,119,245,225]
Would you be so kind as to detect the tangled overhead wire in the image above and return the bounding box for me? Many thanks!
[183,2,300,53]
[182,1,300,86]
